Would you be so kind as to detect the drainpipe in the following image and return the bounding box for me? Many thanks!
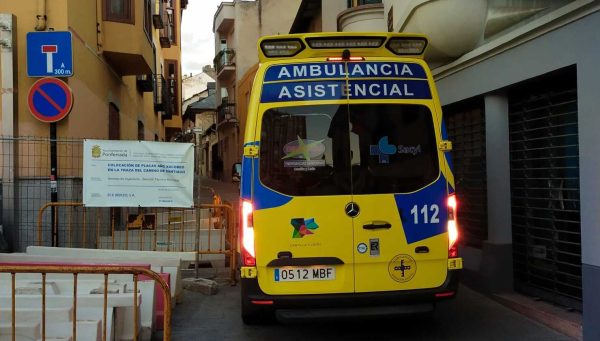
[35,0,46,31]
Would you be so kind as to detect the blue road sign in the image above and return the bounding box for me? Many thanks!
[27,31,73,77]
[28,78,73,123]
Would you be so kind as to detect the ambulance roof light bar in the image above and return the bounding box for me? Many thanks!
[386,37,428,55]
[306,36,385,49]
[260,38,305,57]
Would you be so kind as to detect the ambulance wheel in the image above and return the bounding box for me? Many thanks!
[241,280,274,324]
[241,299,272,324]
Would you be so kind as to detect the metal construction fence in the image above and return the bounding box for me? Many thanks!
[0,263,172,341]
[1,136,238,280]
[35,202,238,284]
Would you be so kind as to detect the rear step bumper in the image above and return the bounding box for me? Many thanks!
[276,303,434,323]
[242,270,460,313]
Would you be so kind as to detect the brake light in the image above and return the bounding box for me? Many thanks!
[241,200,256,266]
[447,194,459,258]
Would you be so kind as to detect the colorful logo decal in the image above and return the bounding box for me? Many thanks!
[388,254,417,283]
[282,136,326,170]
[290,218,319,238]
[283,136,326,160]
[91,145,101,158]
[370,136,421,164]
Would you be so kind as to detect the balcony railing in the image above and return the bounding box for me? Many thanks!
[217,100,236,126]
[154,74,174,119]
[213,49,235,74]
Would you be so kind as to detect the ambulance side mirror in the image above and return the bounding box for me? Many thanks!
[439,140,452,152]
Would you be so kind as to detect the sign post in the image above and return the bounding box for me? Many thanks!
[27,30,74,246]
[50,123,58,246]
[28,77,74,246]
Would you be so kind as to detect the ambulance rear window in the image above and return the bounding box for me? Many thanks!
[259,104,439,196]
[260,104,350,196]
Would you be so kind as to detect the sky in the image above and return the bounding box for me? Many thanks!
[181,0,232,77]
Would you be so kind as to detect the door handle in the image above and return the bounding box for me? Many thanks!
[362,221,392,230]
[415,246,429,253]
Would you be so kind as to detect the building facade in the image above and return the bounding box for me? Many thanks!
[212,0,302,182]
[0,0,187,251]
[289,0,599,339]
[1,0,186,141]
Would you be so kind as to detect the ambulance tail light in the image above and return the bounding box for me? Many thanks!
[447,194,459,258]
[241,200,256,266]
[260,38,304,57]
[386,37,428,55]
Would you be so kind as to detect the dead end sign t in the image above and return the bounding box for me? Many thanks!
[28,78,74,123]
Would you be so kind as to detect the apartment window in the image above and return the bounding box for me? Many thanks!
[166,0,176,45]
[165,59,179,116]
[104,0,134,24]
[108,103,120,140]
[144,0,152,41]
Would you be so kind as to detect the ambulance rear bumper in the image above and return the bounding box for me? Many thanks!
[242,269,460,320]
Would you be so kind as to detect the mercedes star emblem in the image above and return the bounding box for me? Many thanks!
[345,202,360,217]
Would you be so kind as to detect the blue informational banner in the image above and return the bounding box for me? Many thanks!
[260,79,432,103]
[27,31,73,77]
[264,62,427,82]
[261,61,431,103]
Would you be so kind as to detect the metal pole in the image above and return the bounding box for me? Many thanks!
[1,14,18,251]
[50,123,58,246]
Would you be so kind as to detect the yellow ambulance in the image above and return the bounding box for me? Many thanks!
[239,32,462,323]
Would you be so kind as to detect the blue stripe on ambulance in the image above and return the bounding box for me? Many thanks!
[441,119,454,172]
[261,79,431,103]
[240,156,253,201]
[247,157,292,210]
[394,176,449,244]
[263,62,427,82]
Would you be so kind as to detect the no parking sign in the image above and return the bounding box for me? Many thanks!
[28,77,73,123]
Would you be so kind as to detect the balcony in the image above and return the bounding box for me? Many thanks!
[214,49,235,79]
[217,100,236,127]
[213,2,234,34]
[153,0,164,29]
[154,74,174,120]
[101,0,153,76]
[159,5,176,48]
[136,73,154,92]
[338,0,384,32]
[396,0,488,63]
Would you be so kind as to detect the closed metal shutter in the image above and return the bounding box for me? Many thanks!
[445,100,488,248]
[509,67,581,309]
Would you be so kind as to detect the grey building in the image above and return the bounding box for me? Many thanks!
[292,0,600,339]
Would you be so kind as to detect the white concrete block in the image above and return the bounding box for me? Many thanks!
[0,322,40,341]
[0,307,72,324]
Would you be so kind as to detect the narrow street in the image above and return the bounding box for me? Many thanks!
[166,283,574,341]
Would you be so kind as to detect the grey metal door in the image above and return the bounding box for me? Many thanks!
[509,67,581,310]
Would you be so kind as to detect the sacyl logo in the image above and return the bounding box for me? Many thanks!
[369,136,421,164]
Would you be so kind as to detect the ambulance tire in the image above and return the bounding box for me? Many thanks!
[241,299,273,325]
[241,280,274,324]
